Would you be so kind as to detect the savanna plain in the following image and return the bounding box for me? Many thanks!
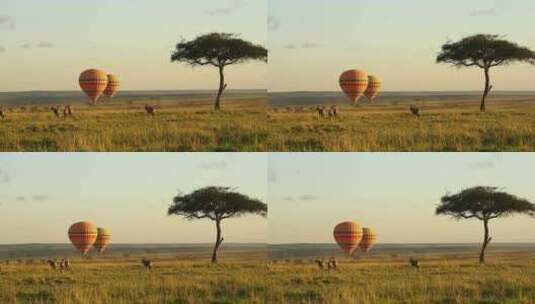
[1,244,534,303]
[0,90,267,152]
[268,92,535,152]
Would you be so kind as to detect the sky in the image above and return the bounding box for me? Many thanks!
[269,153,535,244]
[0,0,266,92]
[269,0,535,92]
[0,153,267,244]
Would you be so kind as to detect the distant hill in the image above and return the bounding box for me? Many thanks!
[0,243,266,259]
[269,243,535,259]
[269,91,535,107]
[0,90,266,106]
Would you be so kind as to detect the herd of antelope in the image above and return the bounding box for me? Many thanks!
[269,105,340,119]
[267,257,421,271]
[269,104,422,119]
[0,104,157,119]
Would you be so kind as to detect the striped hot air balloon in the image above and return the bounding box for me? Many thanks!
[68,221,98,255]
[333,221,363,255]
[93,227,112,254]
[79,69,108,104]
[103,74,120,99]
[339,70,369,104]
[359,227,377,253]
[364,75,382,103]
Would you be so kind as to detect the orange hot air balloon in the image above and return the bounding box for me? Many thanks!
[93,227,111,253]
[79,69,108,103]
[333,221,363,255]
[68,221,98,255]
[359,228,377,253]
[364,75,382,103]
[103,74,120,99]
[339,70,368,103]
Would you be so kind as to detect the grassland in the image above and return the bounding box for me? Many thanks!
[0,253,268,304]
[2,245,534,303]
[0,98,267,152]
[267,251,535,304]
[267,97,535,152]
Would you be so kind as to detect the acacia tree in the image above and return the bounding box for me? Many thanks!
[436,186,535,263]
[168,186,267,263]
[436,34,535,112]
[171,33,267,111]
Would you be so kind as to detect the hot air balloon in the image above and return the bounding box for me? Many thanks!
[359,227,377,253]
[103,74,120,99]
[93,227,111,254]
[364,75,382,103]
[79,69,108,104]
[339,70,368,104]
[333,221,363,255]
[68,221,98,255]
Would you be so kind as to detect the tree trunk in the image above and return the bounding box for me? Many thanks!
[480,67,491,112]
[215,65,227,111]
[479,219,491,264]
[211,220,224,263]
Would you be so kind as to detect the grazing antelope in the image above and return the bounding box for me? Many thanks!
[141,258,153,270]
[50,106,61,118]
[315,258,325,270]
[144,105,155,116]
[0,108,5,119]
[47,259,57,270]
[409,105,420,118]
[409,257,419,269]
[328,105,339,119]
[59,258,71,271]
[63,105,73,117]
[316,106,328,119]
[327,257,337,271]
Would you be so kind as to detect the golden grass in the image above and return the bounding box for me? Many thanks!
[0,98,268,152]
[267,100,535,151]
[2,252,534,303]
[0,253,268,304]
[267,252,535,303]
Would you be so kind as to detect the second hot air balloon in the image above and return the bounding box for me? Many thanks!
[364,75,382,103]
[333,221,363,255]
[359,227,377,253]
[93,227,112,254]
[103,74,120,99]
[79,69,108,104]
[339,70,368,104]
[68,221,98,255]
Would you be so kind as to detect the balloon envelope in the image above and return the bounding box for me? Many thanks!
[364,75,382,102]
[68,221,98,255]
[79,69,108,103]
[93,227,112,253]
[339,70,368,103]
[333,221,363,255]
[103,74,120,98]
[359,227,377,253]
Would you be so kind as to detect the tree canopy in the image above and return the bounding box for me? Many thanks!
[168,186,267,220]
[171,32,267,68]
[436,34,535,69]
[436,186,535,220]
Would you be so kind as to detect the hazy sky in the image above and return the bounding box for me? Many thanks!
[0,0,266,91]
[269,0,535,92]
[0,153,267,244]
[269,153,535,244]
